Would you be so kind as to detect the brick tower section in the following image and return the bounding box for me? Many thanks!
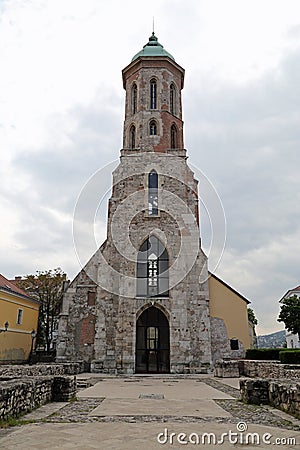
[57,35,212,373]
[122,57,184,153]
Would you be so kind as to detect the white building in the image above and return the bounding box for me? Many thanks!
[280,285,300,349]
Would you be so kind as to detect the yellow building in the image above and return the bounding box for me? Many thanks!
[209,273,253,361]
[0,274,39,363]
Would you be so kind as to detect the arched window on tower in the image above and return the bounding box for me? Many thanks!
[148,170,158,216]
[149,119,157,136]
[130,125,136,149]
[170,83,175,115]
[137,235,169,297]
[132,83,137,114]
[150,79,157,109]
[171,124,177,149]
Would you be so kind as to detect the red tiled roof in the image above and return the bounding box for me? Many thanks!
[290,286,300,291]
[280,285,300,301]
[0,274,32,299]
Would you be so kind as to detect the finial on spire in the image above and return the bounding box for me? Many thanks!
[152,16,155,34]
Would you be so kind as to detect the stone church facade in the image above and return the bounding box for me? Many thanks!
[57,34,252,373]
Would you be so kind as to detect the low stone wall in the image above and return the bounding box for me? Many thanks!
[214,359,300,379]
[51,376,77,402]
[241,360,300,380]
[0,376,76,421]
[0,362,84,378]
[240,378,300,418]
[214,359,240,377]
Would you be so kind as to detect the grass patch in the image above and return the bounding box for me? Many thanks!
[0,416,36,428]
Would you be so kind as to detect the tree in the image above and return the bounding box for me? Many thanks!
[278,295,300,340]
[248,307,258,326]
[17,268,67,352]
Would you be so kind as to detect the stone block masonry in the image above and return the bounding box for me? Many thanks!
[214,359,240,377]
[0,375,76,421]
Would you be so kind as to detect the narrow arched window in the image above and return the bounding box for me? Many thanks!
[148,170,158,216]
[170,83,175,115]
[150,79,157,109]
[132,83,137,114]
[171,124,177,149]
[130,125,136,149]
[149,120,157,136]
[137,235,169,297]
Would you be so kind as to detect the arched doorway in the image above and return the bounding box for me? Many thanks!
[135,306,170,373]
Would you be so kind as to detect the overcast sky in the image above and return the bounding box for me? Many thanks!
[1,0,300,335]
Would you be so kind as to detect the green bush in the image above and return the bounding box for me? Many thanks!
[245,348,282,360]
[279,349,300,364]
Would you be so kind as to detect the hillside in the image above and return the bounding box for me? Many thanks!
[256,330,286,348]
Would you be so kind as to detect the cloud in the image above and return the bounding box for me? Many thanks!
[1,89,121,278]
[186,47,300,333]
[1,0,300,335]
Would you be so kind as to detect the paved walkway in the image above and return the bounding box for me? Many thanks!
[0,374,299,449]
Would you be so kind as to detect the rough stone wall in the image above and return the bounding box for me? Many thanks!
[240,378,300,417]
[241,360,300,380]
[57,151,212,373]
[240,379,269,405]
[0,376,76,420]
[210,317,245,363]
[268,380,300,417]
[0,363,84,377]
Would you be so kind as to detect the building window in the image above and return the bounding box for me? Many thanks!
[146,326,158,350]
[170,83,175,115]
[88,291,96,306]
[230,339,239,350]
[137,235,169,298]
[148,170,158,216]
[150,79,157,109]
[132,83,137,114]
[130,125,136,149]
[149,120,157,136]
[17,308,23,325]
[171,124,177,149]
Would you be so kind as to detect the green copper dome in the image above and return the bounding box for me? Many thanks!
[131,33,175,62]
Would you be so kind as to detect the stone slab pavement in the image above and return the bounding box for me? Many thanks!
[77,376,233,400]
[0,420,299,449]
[79,377,232,418]
[0,375,299,450]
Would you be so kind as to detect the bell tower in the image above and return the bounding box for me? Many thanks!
[122,33,185,153]
[57,33,213,374]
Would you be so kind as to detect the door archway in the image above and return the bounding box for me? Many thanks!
[135,306,170,373]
